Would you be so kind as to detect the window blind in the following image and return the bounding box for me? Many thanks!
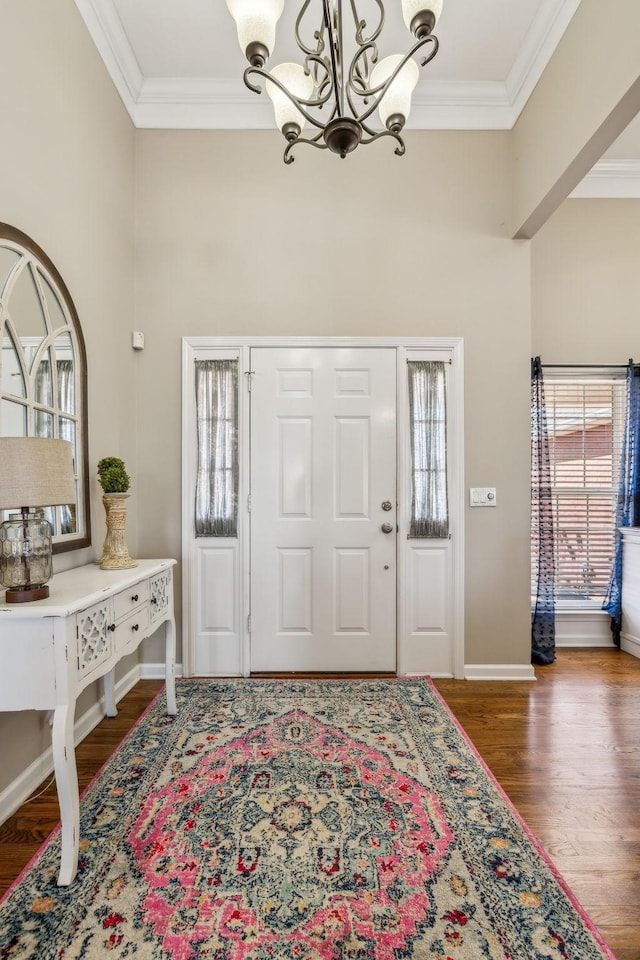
[532,376,626,602]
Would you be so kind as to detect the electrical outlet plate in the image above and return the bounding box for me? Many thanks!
[470,487,497,507]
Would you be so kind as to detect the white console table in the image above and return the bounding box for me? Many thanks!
[0,558,177,885]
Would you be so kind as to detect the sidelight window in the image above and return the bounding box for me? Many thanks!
[194,359,239,537]
[407,360,449,538]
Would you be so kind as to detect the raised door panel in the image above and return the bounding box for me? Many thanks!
[279,418,313,518]
[404,546,452,676]
[194,546,241,676]
[335,418,369,518]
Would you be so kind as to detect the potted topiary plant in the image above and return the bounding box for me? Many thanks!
[97,457,137,569]
[97,456,130,494]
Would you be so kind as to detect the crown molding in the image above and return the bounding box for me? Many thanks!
[74,0,142,111]
[570,161,640,198]
[132,78,518,131]
[75,0,581,133]
[506,0,582,115]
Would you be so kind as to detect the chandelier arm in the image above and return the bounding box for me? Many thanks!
[244,65,337,131]
[323,0,345,116]
[242,64,267,97]
[350,0,384,46]
[418,33,439,68]
[302,53,334,107]
[352,34,438,126]
[346,40,378,106]
[295,0,326,59]
[283,133,330,165]
[349,40,378,97]
[359,127,406,156]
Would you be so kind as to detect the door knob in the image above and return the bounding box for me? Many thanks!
[381,500,393,511]
[381,522,394,534]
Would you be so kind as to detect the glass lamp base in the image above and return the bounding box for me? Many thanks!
[5,584,50,603]
[1,511,53,603]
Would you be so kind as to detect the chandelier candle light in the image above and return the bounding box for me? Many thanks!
[225,0,443,162]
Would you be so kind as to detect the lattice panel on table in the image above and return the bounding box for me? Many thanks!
[76,604,110,674]
[150,573,170,621]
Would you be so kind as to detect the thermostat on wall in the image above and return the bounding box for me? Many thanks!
[470,487,497,506]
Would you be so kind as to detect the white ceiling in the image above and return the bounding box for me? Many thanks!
[74,0,640,195]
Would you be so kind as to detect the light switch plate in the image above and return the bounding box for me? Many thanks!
[470,487,497,507]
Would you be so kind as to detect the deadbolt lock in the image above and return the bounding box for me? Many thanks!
[381,500,393,511]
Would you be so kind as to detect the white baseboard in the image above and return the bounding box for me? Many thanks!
[0,664,142,827]
[464,664,536,681]
[555,610,615,648]
[620,633,640,659]
[140,662,184,679]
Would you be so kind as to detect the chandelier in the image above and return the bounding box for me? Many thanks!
[225,0,443,163]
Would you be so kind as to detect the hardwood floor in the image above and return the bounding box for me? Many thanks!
[436,649,640,960]
[1,649,639,959]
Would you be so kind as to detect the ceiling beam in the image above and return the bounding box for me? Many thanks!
[511,0,640,239]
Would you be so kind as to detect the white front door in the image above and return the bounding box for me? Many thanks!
[250,347,397,672]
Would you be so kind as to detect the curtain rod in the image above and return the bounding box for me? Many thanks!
[540,361,633,369]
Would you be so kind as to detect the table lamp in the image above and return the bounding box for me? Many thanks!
[0,437,76,603]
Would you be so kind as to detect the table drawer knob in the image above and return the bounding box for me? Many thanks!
[131,623,139,632]
[108,623,116,633]
[131,594,138,603]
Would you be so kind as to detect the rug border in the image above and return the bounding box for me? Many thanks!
[0,676,620,960]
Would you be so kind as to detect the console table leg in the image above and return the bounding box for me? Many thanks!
[103,669,117,717]
[51,704,79,886]
[165,617,177,715]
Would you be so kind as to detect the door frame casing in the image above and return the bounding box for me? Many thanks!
[182,336,465,679]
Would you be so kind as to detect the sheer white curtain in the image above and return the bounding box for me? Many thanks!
[408,360,449,538]
[194,359,239,537]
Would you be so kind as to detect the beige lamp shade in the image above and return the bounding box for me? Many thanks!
[0,438,76,511]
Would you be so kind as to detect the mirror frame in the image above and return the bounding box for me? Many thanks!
[0,223,90,553]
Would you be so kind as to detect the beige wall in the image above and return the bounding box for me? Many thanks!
[134,129,532,671]
[532,199,640,361]
[0,0,136,791]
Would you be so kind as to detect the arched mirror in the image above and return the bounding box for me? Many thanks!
[0,224,90,552]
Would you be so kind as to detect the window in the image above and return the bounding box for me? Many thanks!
[532,371,626,604]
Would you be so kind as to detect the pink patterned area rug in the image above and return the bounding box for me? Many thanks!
[0,678,616,959]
